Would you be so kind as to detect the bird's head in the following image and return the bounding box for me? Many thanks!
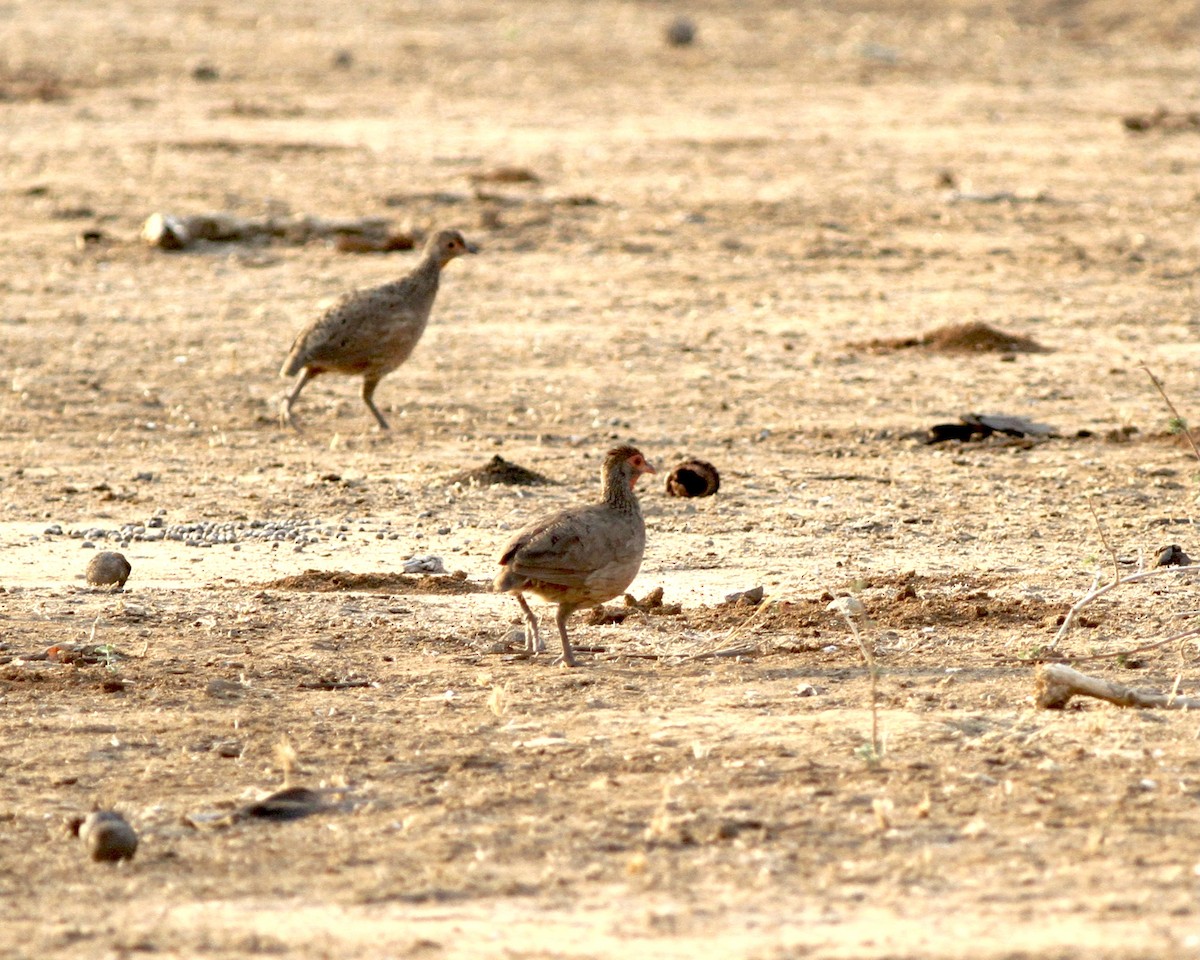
[428,228,479,266]
[606,445,657,487]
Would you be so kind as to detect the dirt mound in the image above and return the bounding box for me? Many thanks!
[446,455,554,487]
[683,573,1063,636]
[260,570,482,594]
[859,321,1045,354]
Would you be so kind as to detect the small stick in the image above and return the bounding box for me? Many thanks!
[1087,498,1121,582]
[1141,362,1200,463]
[1049,564,1200,651]
[1036,662,1200,710]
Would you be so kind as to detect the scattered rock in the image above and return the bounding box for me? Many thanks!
[586,606,630,625]
[468,166,541,185]
[333,231,416,254]
[1123,108,1200,134]
[446,455,554,487]
[185,786,350,829]
[622,586,683,615]
[141,211,397,251]
[85,551,131,590]
[403,555,446,575]
[261,569,482,594]
[0,69,68,102]
[57,515,409,549]
[141,212,190,250]
[190,63,220,82]
[77,811,138,862]
[665,15,697,46]
[1154,544,1192,567]
[46,642,126,665]
[1105,425,1139,443]
[75,228,108,249]
[665,458,720,497]
[206,678,248,700]
[926,414,1057,445]
[242,786,329,821]
[723,586,765,606]
[330,49,354,70]
[943,189,1050,204]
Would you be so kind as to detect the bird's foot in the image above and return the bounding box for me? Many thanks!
[524,629,545,655]
[279,402,303,432]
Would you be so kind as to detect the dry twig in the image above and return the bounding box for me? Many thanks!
[1142,362,1200,462]
[1047,563,1200,653]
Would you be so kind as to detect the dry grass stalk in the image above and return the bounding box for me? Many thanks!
[1142,363,1200,462]
[829,596,884,761]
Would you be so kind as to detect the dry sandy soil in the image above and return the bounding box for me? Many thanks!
[7,1,1200,956]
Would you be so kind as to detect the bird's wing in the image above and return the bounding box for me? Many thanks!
[287,290,383,367]
[500,506,642,589]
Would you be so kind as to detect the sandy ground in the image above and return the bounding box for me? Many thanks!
[6,1,1200,957]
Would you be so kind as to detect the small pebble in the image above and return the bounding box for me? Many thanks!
[141,212,190,249]
[79,811,138,862]
[665,15,697,46]
[190,62,220,82]
[1155,544,1192,568]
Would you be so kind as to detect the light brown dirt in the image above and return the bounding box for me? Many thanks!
[6,1,1200,957]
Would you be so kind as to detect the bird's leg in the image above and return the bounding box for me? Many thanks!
[280,368,317,430]
[515,593,544,653]
[361,376,391,430]
[554,604,579,668]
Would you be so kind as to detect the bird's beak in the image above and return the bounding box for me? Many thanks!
[465,241,480,254]
[641,461,657,476]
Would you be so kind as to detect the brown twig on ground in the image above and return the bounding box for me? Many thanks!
[1036,662,1200,710]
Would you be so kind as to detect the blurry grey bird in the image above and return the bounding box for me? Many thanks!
[279,228,477,430]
